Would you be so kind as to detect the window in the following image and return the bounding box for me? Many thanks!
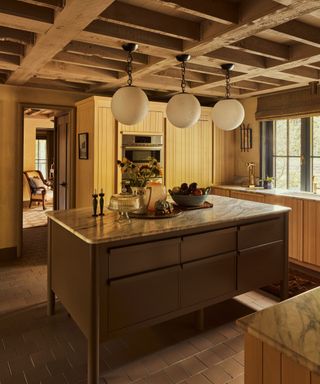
[262,115,320,191]
[35,139,47,178]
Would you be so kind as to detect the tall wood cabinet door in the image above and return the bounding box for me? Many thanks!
[119,109,164,134]
[166,116,213,189]
[303,200,320,266]
[230,191,265,202]
[264,195,303,262]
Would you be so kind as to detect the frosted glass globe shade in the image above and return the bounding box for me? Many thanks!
[211,99,245,131]
[111,86,149,125]
[166,93,201,128]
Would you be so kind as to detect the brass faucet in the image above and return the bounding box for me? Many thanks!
[246,162,256,188]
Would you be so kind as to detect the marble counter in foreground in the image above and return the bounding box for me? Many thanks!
[47,195,290,245]
[237,287,320,375]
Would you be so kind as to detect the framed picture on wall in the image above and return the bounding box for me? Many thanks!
[78,133,88,159]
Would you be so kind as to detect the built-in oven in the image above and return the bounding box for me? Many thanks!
[121,134,164,187]
[122,134,163,165]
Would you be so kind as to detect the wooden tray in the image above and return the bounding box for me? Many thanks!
[129,209,182,219]
[173,201,213,211]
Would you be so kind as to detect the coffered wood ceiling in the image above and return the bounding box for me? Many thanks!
[1,0,320,104]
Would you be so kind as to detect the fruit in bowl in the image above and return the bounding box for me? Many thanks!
[169,182,210,207]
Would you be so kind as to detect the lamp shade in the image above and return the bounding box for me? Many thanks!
[111,86,149,125]
[211,99,245,131]
[166,93,201,128]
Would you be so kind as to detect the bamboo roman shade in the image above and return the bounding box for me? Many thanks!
[256,86,320,120]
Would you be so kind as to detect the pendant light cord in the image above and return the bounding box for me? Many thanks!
[181,60,186,93]
[225,68,230,99]
[127,51,133,86]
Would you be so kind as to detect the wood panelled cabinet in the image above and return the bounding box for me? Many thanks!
[76,96,116,207]
[303,200,320,266]
[229,190,265,203]
[165,108,214,189]
[118,102,165,134]
[264,195,303,262]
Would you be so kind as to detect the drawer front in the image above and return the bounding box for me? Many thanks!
[237,241,284,291]
[181,228,236,263]
[181,252,236,307]
[108,266,180,331]
[238,216,284,250]
[109,238,180,279]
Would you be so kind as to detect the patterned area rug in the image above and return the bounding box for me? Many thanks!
[262,268,320,298]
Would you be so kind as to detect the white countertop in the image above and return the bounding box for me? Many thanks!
[46,195,290,245]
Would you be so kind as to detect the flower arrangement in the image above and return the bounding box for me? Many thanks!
[117,158,161,187]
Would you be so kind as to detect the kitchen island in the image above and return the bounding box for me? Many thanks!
[238,287,320,384]
[47,195,290,384]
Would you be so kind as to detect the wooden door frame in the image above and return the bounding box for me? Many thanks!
[17,103,76,258]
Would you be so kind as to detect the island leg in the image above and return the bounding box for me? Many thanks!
[88,246,100,384]
[195,308,205,331]
[47,220,55,316]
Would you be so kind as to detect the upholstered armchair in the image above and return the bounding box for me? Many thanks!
[24,170,49,210]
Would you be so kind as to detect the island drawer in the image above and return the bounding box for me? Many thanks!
[108,238,180,279]
[108,266,180,331]
[181,252,236,307]
[181,228,236,263]
[238,216,284,250]
[237,240,284,291]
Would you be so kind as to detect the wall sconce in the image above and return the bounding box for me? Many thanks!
[240,124,252,152]
[111,43,149,125]
[166,54,201,128]
[211,63,245,131]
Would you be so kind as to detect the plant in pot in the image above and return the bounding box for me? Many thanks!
[262,176,274,189]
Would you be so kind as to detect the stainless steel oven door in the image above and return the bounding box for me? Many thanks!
[123,146,163,165]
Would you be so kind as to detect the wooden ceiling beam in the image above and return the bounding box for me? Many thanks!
[53,51,127,72]
[37,61,118,83]
[0,41,24,56]
[0,26,34,45]
[155,68,206,83]
[0,0,54,33]
[282,66,320,81]
[64,41,148,65]
[0,53,20,70]
[8,0,116,85]
[17,0,64,11]
[273,20,320,48]
[99,2,200,42]
[251,76,291,86]
[184,0,320,56]
[153,0,238,25]
[84,20,183,55]
[232,36,290,61]
[206,47,266,69]
[27,77,88,91]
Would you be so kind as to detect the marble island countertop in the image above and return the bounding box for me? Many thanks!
[237,287,320,375]
[214,184,320,201]
[46,195,290,245]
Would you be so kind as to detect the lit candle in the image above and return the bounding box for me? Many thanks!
[100,188,103,193]
[94,189,97,195]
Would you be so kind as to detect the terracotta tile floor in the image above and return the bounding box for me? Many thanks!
[0,227,278,384]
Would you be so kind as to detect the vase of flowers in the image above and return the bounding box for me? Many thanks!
[117,158,162,213]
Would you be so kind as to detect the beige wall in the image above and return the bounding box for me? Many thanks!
[23,118,54,201]
[0,84,87,251]
[234,97,260,182]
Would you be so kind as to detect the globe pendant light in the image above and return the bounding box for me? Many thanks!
[111,43,149,125]
[166,54,201,128]
[211,63,245,131]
